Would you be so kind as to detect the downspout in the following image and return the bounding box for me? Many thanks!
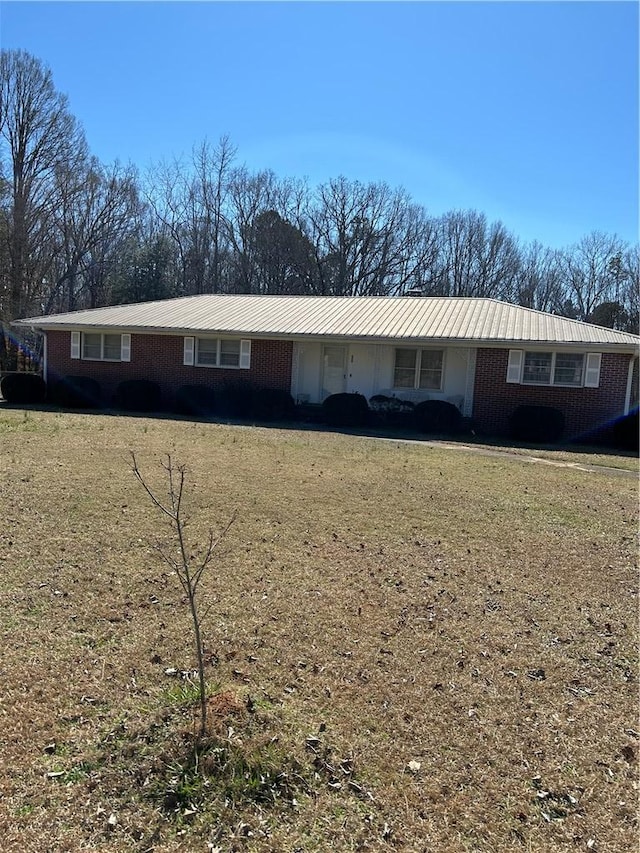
[40,329,47,384]
[623,354,638,415]
[463,347,477,418]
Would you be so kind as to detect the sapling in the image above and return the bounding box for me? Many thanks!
[131,452,235,739]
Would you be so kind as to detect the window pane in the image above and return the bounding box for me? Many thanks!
[394,349,416,388]
[197,338,218,365]
[82,333,101,360]
[220,339,241,366]
[419,349,443,390]
[553,353,583,385]
[522,352,552,384]
[103,334,121,360]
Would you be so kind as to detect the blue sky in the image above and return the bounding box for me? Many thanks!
[1,1,638,249]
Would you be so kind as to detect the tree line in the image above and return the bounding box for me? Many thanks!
[1,49,638,369]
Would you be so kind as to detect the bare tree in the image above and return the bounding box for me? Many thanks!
[146,136,236,296]
[131,453,235,740]
[307,176,434,296]
[512,241,564,312]
[0,49,87,367]
[427,210,520,299]
[44,159,139,312]
[194,135,236,293]
[620,246,639,334]
[559,231,625,320]
[225,166,279,292]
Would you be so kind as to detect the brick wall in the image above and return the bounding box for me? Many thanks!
[46,331,293,406]
[472,347,634,440]
[631,357,639,408]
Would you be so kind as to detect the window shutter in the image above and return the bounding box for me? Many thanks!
[120,333,131,362]
[71,331,80,360]
[584,352,601,387]
[239,339,251,369]
[506,349,523,383]
[183,336,195,366]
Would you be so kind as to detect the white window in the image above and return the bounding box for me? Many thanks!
[188,337,251,369]
[219,339,241,366]
[75,332,130,362]
[508,350,597,387]
[553,353,584,386]
[522,352,553,384]
[196,338,219,366]
[394,348,444,390]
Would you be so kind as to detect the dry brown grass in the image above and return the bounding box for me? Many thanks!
[0,408,637,853]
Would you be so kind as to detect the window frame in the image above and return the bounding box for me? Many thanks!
[393,347,445,391]
[508,349,598,388]
[80,332,128,362]
[552,352,586,387]
[521,351,553,385]
[191,337,250,370]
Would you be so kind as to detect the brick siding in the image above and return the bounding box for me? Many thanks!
[631,357,639,408]
[46,331,293,407]
[45,332,635,440]
[472,347,634,440]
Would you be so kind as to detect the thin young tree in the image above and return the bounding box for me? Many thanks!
[131,453,235,739]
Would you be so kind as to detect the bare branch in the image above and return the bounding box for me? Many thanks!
[130,452,236,741]
[130,451,175,520]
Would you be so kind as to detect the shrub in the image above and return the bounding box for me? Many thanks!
[413,400,462,435]
[509,405,565,444]
[115,379,162,413]
[321,393,370,427]
[175,385,217,417]
[50,376,102,409]
[250,388,296,422]
[612,408,639,452]
[369,395,415,428]
[0,372,46,404]
[218,382,254,418]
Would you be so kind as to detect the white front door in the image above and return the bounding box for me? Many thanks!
[346,344,376,399]
[322,345,346,399]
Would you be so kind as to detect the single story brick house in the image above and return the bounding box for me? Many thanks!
[14,294,640,439]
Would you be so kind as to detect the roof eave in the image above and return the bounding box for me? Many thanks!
[16,319,640,352]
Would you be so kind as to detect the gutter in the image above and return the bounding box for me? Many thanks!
[624,355,638,414]
[14,325,640,355]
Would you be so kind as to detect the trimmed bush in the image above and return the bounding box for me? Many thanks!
[250,388,296,422]
[115,379,162,413]
[218,382,254,418]
[0,372,46,404]
[509,405,565,444]
[612,408,639,452]
[175,385,217,417]
[321,393,370,427]
[413,400,462,435]
[51,376,102,409]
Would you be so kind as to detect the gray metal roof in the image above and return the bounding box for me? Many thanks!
[15,294,640,350]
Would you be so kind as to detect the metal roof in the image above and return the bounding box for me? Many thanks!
[15,294,640,350]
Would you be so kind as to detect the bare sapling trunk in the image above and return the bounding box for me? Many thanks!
[131,453,235,740]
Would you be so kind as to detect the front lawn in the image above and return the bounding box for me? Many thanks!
[0,409,637,852]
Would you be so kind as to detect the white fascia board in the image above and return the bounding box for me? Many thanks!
[16,321,640,354]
